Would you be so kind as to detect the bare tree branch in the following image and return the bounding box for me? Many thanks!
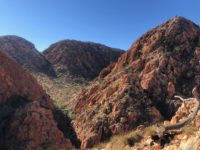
[154,86,200,135]
[174,95,195,102]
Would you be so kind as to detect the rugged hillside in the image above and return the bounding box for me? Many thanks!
[0,50,74,149]
[0,35,124,118]
[73,16,200,148]
[43,40,124,80]
[38,40,124,115]
[96,98,200,150]
[0,35,56,76]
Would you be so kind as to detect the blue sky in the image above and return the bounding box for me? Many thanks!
[0,0,199,51]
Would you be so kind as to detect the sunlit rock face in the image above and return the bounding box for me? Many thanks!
[73,16,200,148]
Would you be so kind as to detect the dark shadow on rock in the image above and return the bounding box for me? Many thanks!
[0,95,30,150]
[53,108,81,148]
[151,131,177,147]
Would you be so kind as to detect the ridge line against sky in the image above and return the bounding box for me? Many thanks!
[0,0,199,51]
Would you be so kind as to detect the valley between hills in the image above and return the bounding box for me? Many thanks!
[0,16,200,150]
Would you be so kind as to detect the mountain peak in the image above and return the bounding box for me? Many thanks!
[73,17,200,148]
[170,16,190,22]
[170,16,199,23]
[0,35,56,77]
[123,16,200,64]
[0,35,36,49]
[163,16,199,30]
[43,40,124,79]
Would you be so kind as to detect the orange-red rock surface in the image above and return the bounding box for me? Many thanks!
[0,50,74,149]
[129,98,200,150]
[73,16,200,148]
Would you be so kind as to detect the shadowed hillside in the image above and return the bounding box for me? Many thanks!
[0,35,56,77]
[0,50,75,149]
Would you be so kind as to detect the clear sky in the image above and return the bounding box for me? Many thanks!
[0,0,199,51]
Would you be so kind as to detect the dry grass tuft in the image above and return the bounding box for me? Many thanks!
[95,126,158,150]
[181,125,198,135]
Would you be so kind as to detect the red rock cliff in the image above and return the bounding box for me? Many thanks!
[73,16,200,148]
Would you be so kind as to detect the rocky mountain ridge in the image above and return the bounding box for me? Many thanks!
[0,35,56,77]
[43,39,124,80]
[0,36,124,119]
[1,16,200,150]
[73,16,200,149]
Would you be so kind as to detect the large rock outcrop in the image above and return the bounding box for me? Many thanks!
[73,16,200,148]
[43,40,124,80]
[98,99,200,150]
[0,35,56,77]
[0,50,74,149]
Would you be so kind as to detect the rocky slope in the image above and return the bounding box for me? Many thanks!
[0,50,74,149]
[43,40,124,80]
[96,98,200,150]
[0,35,124,119]
[73,16,200,148]
[39,40,124,115]
[0,35,56,77]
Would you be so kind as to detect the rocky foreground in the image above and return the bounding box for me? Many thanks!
[96,98,200,150]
